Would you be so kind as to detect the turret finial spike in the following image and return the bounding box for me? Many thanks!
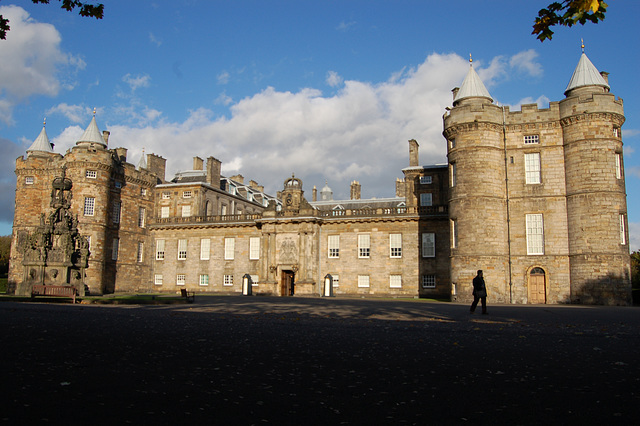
[581,38,585,53]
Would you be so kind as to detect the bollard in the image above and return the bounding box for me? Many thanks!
[323,274,333,297]
[242,274,253,296]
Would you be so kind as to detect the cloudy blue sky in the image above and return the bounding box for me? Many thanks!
[1,0,639,249]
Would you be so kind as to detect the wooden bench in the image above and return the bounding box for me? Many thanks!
[31,285,77,304]
[180,288,195,303]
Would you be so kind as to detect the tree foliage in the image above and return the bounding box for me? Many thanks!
[0,0,104,40]
[631,251,640,289]
[0,235,10,276]
[533,0,608,42]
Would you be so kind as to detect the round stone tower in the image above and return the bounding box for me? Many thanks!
[559,50,631,304]
[443,58,510,302]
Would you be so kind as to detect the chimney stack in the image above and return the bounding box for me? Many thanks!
[350,181,361,200]
[409,139,419,167]
[193,156,204,170]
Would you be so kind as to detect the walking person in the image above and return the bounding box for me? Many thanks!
[470,270,487,314]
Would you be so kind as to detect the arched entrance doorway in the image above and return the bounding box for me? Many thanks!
[281,270,295,296]
[528,267,546,304]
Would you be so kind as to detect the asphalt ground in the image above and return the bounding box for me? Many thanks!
[1,296,639,425]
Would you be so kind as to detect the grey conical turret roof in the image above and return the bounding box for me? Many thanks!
[454,58,493,104]
[26,121,54,154]
[77,114,106,146]
[137,148,147,170]
[564,52,609,96]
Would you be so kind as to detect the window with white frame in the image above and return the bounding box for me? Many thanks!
[25,176,34,185]
[526,214,544,255]
[223,274,233,286]
[613,127,620,138]
[199,274,209,286]
[525,153,541,184]
[178,239,187,260]
[422,233,435,258]
[112,238,119,261]
[420,193,433,207]
[449,138,456,149]
[137,242,144,263]
[420,176,432,185]
[161,206,169,218]
[249,237,260,260]
[328,235,340,258]
[154,274,163,286]
[162,192,170,199]
[176,274,186,286]
[112,202,121,224]
[390,234,402,258]
[450,162,456,187]
[250,275,259,286]
[421,275,436,288]
[200,239,210,260]
[389,275,402,288]
[155,239,165,260]
[224,238,235,260]
[524,135,539,144]
[84,197,95,216]
[358,275,370,288]
[451,219,458,249]
[616,153,623,179]
[183,191,192,198]
[220,204,227,215]
[358,234,370,258]
[332,274,339,287]
[140,188,147,196]
[138,207,146,228]
[182,205,191,217]
[620,214,627,245]
[86,170,97,179]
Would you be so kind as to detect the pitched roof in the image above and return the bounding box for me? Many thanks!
[26,124,54,154]
[564,52,609,95]
[454,62,493,103]
[77,115,106,146]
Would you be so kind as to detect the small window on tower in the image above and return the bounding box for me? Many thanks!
[86,170,97,179]
[25,176,34,185]
[524,135,540,144]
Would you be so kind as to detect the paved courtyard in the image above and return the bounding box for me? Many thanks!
[2,296,639,425]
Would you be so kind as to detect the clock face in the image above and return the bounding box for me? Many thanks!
[286,195,292,206]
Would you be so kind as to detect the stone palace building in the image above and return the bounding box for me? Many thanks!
[8,50,632,305]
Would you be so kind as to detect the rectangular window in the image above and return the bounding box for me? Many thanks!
[162,192,170,199]
[249,237,260,260]
[138,207,146,228]
[420,193,433,207]
[449,139,456,149]
[25,176,34,185]
[178,239,187,260]
[524,135,540,144]
[155,239,165,260]
[137,242,144,263]
[84,197,95,216]
[200,239,210,260]
[154,274,163,286]
[613,127,620,138]
[199,274,209,286]
[390,234,402,258]
[421,275,436,289]
[176,274,186,286]
[389,275,402,288]
[224,238,235,260]
[250,275,259,286]
[112,238,119,261]
[616,153,622,179]
[620,214,627,245]
[526,214,544,255]
[332,274,339,287]
[451,219,458,249]
[112,202,121,224]
[358,275,370,288]
[328,235,340,258]
[221,204,227,215]
[420,176,432,185]
[358,234,370,258]
[86,170,97,179]
[182,205,191,217]
[114,181,122,189]
[140,188,147,196]
[525,153,541,184]
[183,191,192,198]
[422,233,435,258]
[161,206,169,218]
[223,274,233,286]
[450,162,456,187]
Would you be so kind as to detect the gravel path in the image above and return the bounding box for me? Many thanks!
[2,296,639,425]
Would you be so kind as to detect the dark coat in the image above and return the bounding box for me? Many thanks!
[472,275,487,298]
